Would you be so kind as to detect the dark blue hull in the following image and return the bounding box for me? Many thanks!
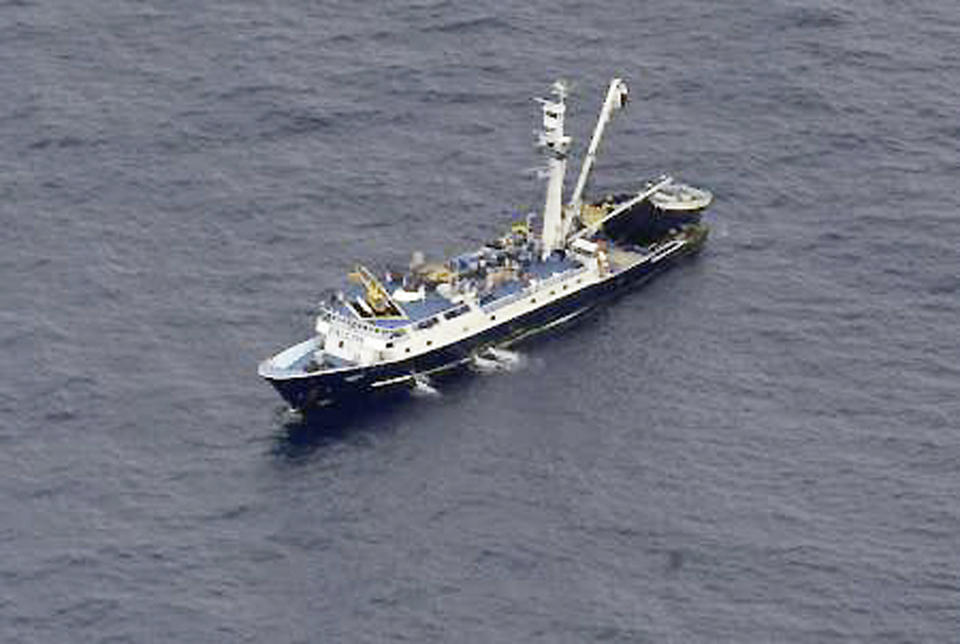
[264,230,706,409]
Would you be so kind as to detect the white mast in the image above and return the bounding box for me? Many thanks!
[537,81,571,258]
[568,78,630,217]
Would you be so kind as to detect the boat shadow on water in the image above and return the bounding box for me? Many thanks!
[270,390,413,460]
[268,370,475,460]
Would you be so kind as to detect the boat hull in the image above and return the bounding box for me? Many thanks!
[262,228,707,410]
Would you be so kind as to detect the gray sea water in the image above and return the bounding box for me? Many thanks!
[2,1,959,642]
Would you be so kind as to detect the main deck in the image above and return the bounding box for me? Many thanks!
[326,250,586,330]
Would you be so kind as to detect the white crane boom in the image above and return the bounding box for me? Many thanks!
[568,78,630,215]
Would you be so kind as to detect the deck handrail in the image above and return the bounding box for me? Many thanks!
[482,266,589,313]
[317,305,408,339]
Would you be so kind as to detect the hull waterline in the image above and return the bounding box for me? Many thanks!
[261,227,706,410]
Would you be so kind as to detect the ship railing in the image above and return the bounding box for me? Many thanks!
[482,266,589,313]
[316,305,409,340]
[537,266,588,290]
[645,239,686,263]
[482,289,529,313]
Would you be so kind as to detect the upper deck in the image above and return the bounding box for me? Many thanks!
[324,250,585,333]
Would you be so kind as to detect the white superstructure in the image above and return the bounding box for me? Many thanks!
[258,75,713,410]
[537,82,572,257]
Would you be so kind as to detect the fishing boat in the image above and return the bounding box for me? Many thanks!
[259,78,712,409]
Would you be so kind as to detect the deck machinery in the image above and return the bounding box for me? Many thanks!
[259,77,712,409]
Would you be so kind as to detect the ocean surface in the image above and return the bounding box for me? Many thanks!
[2,1,959,641]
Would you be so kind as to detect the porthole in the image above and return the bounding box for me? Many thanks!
[426,340,433,346]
